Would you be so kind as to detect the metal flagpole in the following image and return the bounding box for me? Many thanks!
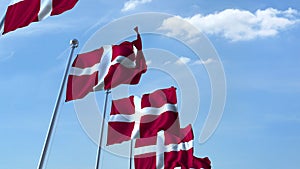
[37,39,79,169]
[129,140,133,169]
[95,90,111,169]
[0,15,6,34]
[0,16,4,28]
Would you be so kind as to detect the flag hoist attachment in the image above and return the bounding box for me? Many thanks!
[95,90,111,169]
[37,39,79,169]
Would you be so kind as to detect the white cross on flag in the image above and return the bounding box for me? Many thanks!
[107,87,180,145]
[1,0,78,34]
[134,125,211,169]
[66,28,147,102]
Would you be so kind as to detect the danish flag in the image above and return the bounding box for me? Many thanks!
[66,27,147,101]
[1,0,78,34]
[107,87,180,145]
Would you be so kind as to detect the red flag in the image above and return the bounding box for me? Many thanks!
[66,28,147,101]
[107,87,180,145]
[1,0,78,34]
[134,125,197,169]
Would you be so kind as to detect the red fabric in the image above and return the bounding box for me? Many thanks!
[51,0,78,15]
[3,0,40,34]
[164,124,193,145]
[140,112,180,138]
[141,87,177,108]
[110,96,135,115]
[134,154,156,169]
[112,43,135,61]
[192,157,211,169]
[107,122,135,145]
[66,72,98,102]
[135,136,157,148]
[164,149,194,169]
[2,0,78,35]
[71,48,103,68]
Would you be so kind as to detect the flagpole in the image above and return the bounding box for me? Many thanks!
[129,140,133,169]
[95,90,111,169]
[0,15,5,34]
[37,39,79,169]
[0,16,4,27]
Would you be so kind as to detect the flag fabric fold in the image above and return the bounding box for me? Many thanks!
[1,0,78,35]
[66,28,147,102]
[134,125,211,169]
[107,86,180,145]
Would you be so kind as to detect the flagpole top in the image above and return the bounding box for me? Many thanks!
[70,39,79,48]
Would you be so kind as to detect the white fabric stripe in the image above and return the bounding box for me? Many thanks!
[131,96,141,139]
[133,46,138,56]
[134,145,156,156]
[38,0,52,20]
[111,55,136,68]
[97,45,112,83]
[142,104,177,115]
[156,131,165,169]
[109,114,136,123]
[93,45,112,91]
[69,63,100,76]
[108,103,177,122]
[164,140,194,153]
[133,133,194,155]
[70,48,136,76]
[110,45,138,68]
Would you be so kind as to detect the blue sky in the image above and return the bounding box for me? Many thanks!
[0,0,300,169]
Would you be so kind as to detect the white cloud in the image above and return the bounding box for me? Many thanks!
[158,8,299,41]
[193,58,215,65]
[175,57,191,65]
[122,0,152,12]
[158,16,201,44]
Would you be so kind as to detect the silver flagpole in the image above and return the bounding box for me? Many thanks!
[129,140,133,169]
[0,16,4,28]
[0,15,5,34]
[37,39,79,169]
[95,90,111,169]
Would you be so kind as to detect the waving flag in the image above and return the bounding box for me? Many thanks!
[66,27,147,101]
[107,87,180,145]
[1,0,78,35]
[134,125,211,169]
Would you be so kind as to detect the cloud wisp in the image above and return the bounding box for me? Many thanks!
[158,8,299,41]
[173,57,215,66]
[175,57,191,65]
[122,0,152,12]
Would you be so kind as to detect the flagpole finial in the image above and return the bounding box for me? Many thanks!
[70,39,79,48]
